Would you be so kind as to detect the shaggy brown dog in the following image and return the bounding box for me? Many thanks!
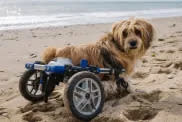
[42,18,154,77]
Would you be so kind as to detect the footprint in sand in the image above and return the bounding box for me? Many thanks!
[92,90,162,122]
[123,90,162,121]
[21,102,57,113]
[123,106,158,121]
[21,102,64,122]
[134,90,162,103]
[22,111,42,122]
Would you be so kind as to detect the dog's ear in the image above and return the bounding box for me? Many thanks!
[145,21,154,48]
[139,20,155,49]
[112,20,125,41]
[112,22,119,34]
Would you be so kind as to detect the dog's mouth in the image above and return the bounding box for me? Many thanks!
[129,46,137,49]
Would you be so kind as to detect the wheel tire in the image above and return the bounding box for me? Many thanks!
[64,71,105,121]
[19,70,55,102]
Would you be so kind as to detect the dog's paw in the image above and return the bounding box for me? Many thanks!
[116,85,130,98]
[116,78,133,92]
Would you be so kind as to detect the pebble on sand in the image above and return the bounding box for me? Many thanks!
[29,53,37,58]
[166,50,175,53]
[168,75,174,79]
[158,38,165,41]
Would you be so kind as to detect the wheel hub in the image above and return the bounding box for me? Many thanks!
[85,93,90,99]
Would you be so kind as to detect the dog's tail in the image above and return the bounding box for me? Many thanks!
[42,47,57,63]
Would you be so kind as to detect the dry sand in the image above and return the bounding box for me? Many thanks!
[0,16,182,122]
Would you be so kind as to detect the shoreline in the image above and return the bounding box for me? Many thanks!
[0,16,182,31]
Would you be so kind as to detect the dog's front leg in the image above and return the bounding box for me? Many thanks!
[118,73,133,93]
[102,76,132,101]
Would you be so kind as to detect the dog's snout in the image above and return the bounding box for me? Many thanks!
[129,40,137,47]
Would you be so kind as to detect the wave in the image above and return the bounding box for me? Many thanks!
[0,8,182,30]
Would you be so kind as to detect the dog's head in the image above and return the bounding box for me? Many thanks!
[112,18,154,57]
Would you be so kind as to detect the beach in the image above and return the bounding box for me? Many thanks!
[0,16,182,122]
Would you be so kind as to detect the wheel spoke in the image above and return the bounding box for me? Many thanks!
[80,100,89,110]
[93,95,100,100]
[92,89,99,93]
[76,98,86,108]
[26,83,33,86]
[29,79,35,82]
[30,88,34,94]
[34,89,38,95]
[85,79,89,91]
[34,72,37,79]
[88,101,94,112]
[90,98,96,110]
[89,79,93,93]
[76,86,87,93]
[74,91,84,98]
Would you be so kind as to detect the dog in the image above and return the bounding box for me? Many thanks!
[42,18,154,75]
[42,18,154,97]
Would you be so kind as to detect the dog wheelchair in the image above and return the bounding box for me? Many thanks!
[19,58,128,121]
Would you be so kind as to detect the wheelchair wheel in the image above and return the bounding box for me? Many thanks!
[19,70,55,102]
[64,71,104,121]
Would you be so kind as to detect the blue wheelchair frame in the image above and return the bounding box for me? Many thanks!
[25,59,116,75]
[25,59,127,102]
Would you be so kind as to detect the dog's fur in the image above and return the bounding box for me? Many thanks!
[42,18,154,77]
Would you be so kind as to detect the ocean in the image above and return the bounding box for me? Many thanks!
[0,0,182,30]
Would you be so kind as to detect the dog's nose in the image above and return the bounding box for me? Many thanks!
[129,40,137,47]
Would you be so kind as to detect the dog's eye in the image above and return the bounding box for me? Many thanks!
[135,29,141,37]
[122,30,128,38]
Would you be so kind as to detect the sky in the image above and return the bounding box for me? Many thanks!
[56,0,182,1]
[3,0,182,2]
[28,0,182,1]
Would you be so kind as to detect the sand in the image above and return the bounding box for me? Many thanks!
[0,16,182,122]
